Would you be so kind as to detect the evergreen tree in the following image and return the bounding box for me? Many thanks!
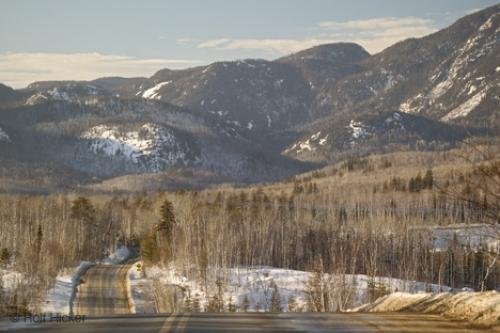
[207,295,222,312]
[306,264,324,312]
[184,294,192,312]
[34,224,43,259]
[157,199,176,262]
[159,200,176,234]
[255,302,261,312]
[0,271,4,313]
[423,169,434,189]
[227,297,236,312]
[0,248,10,267]
[192,295,201,312]
[70,197,96,259]
[415,173,423,191]
[140,233,160,264]
[241,295,250,312]
[270,283,282,312]
[287,296,298,312]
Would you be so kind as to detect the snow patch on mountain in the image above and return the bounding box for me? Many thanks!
[25,85,101,105]
[142,81,172,100]
[349,120,370,140]
[430,13,498,103]
[0,127,10,142]
[285,131,328,154]
[82,123,188,170]
[468,85,478,95]
[441,90,487,121]
[266,115,272,128]
[25,92,48,105]
[399,94,424,113]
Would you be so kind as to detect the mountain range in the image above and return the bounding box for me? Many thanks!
[0,4,498,192]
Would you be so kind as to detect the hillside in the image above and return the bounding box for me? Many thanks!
[0,5,498,192]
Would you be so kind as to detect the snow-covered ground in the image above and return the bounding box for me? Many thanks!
[100,246,132,265]
[413,223,500,252]
[127,262,158,314]
[42,261,93,314]
[129,265,452,313]
[433,224,499,252]
[0,268,22,291]
[351,291,500,328]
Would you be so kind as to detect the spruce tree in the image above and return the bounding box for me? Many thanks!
[192,295,201,312]
[287,296,298,312]
[157,199,176,262]
[270,283,282,312]
[159,200,176,234]
[423,169,434,189]
[184,294,192,312]
[241,295,250,312]
[0,248,10,267]
[227,297,236,312]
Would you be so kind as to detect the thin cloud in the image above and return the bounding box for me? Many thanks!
[318,16,433,31]
[197,16,437,55]
[0,52,202,89]
[198,38,232,49]
[176,38,196,45]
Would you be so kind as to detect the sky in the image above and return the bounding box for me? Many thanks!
[0,0,497,88]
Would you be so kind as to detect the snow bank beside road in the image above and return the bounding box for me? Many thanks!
[42,261,93,314]
[43,246,133,314]
[126,261,157,314]
[353,291,500,328]
[101,246,132,265]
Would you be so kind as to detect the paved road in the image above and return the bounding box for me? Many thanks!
[74,264,132,316]
[3,313,497,332]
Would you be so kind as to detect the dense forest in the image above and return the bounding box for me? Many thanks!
[0,143,498,313]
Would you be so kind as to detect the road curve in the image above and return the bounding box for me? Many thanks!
[4,313,497,333]
[74,264,132,316]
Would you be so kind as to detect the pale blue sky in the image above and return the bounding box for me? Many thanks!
[0,0,497,87]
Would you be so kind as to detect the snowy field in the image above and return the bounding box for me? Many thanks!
[430,224,499,252]
[129,264,452,313]
[0,268,22,292]
[41,261,93,313]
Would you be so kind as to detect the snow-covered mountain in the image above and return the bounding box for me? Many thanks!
[0,5,498,191]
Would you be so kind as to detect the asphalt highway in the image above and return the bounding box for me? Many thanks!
[3,313,496,332]
[74,264,132,316]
